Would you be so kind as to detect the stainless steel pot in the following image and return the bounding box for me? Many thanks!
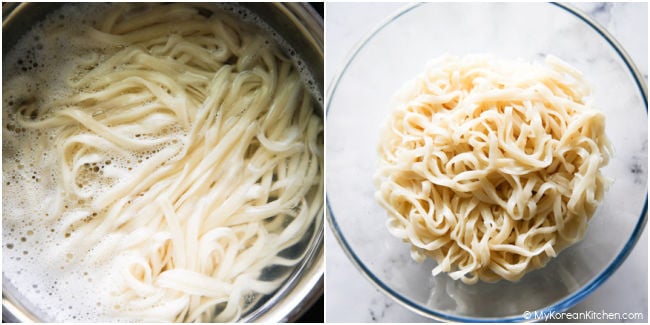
[2,3,324,322]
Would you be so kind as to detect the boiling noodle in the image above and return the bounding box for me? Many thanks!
[374,55,611,284]
[3,3,322,322]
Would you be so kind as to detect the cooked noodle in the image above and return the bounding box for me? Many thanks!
[3,3,322,322]
[374,55,611,284]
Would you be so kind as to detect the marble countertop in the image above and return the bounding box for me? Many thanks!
[325,3,648,322]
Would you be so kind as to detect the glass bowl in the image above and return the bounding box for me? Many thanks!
[326,2,647,321]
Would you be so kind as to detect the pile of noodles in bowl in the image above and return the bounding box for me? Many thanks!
[326,2,646,321]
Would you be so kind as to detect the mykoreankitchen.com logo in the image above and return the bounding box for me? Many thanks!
[523,310,644,321]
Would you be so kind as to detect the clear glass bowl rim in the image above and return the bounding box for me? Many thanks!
[325,2,648,322]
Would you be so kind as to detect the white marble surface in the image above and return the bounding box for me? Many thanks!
[325,3,648,322]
